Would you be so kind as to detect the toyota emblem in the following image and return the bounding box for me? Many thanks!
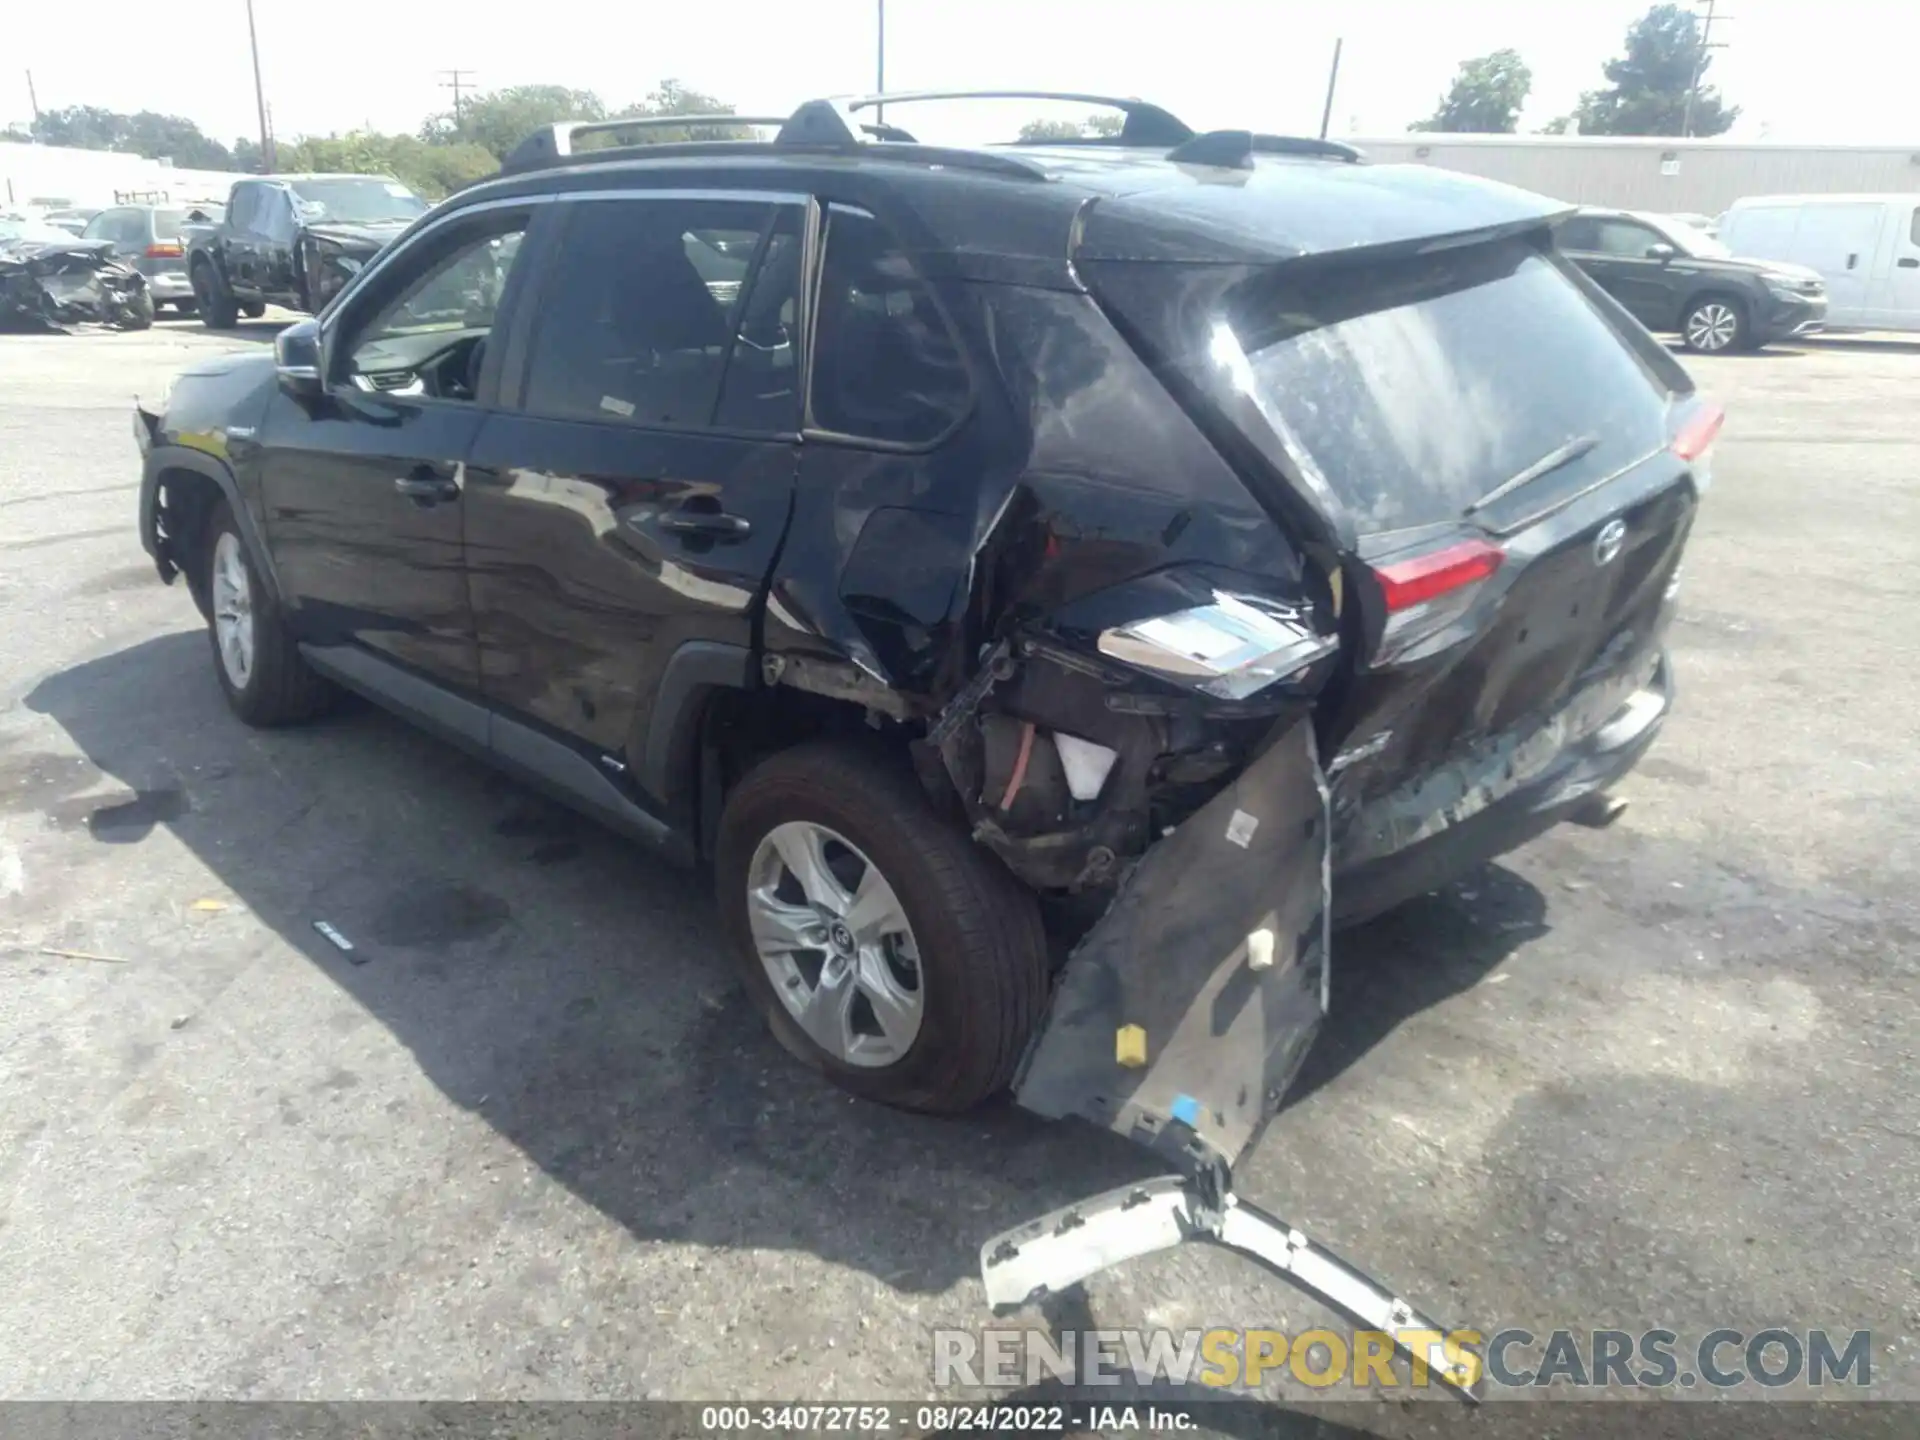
[1592,519,1627,567]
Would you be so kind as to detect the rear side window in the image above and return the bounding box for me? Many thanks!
[226,185,260,233]
[810,205,969,444]
[1224,239,1670,533]
[521,198,775,429]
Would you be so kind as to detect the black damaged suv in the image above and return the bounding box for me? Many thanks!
[136,92,1719,1177]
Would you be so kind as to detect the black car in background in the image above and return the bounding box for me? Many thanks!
[135,92,1719,1249]
[183,173,428,327]
[1556,206,1826,352]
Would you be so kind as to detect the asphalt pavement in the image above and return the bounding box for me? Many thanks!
[0,321,1915,1418]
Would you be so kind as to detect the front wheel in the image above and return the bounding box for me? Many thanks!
[202,505,335,726]
[192,262,238,329]
[114,287,155,331]
[715,744,1050,1114]
[240,299,266,319]
[1682,296,1748,353]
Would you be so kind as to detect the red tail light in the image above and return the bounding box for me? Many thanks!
[1373,538,1505,613]
[1672,401,1724,462]
[145,242,184,258]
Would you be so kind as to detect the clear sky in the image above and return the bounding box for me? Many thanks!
[7,0,1915,148]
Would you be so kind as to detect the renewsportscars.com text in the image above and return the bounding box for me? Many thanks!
[933,1327,1874,1391]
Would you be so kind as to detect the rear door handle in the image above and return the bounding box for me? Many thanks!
[393,465,460,505]
[1899,257,1920,269]
[1847,253,1859,270]
[657,509,751,541]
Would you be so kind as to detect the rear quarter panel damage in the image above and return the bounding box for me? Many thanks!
[1014,721,1331,1175]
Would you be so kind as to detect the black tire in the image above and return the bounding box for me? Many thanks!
[715,743,1050,1114]
[192,260,238,329]
[173,299,198,317]
[1681,293,1750,353]
[116,288,155,331]
[240,299,266,319]
[201,503,335,727]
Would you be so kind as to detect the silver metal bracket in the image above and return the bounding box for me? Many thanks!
[979,1175,1482,1403]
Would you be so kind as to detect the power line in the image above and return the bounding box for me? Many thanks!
[439,69,476,128]
[1682,0,1733,138]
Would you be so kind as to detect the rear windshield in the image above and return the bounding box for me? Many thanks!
[1225,239,1670,533]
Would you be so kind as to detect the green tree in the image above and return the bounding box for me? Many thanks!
[420,84,609,160]
[1571,3,1739,136]
[1410,49,1533,133]
[278,131,497,199]
[1016,113,1126,142]
[21,106,236,168]
[602,79,751,145]
[1018,118,1083,141]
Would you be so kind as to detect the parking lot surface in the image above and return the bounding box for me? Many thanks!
[1,322,1916,1411]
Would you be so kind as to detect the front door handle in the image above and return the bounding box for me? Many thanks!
[1899,257,1919,269]
[658,508,751,542]
[394,465,460,505]
[1847,253,1859,270]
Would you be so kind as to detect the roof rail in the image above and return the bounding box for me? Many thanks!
[844,90,1195,147]
[504,114,789,172]
[1165,130,1364,168]
[499,100,1049,183]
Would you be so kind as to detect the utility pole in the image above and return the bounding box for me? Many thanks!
[438,69,475,131]
[1318,37,1344,140]
[874,0,886,124]
[24,69,40,123]
[244,0,275,172]
[1682,0,1732,139]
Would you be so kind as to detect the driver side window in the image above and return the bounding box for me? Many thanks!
[1593,220,1663,258]
[340,211,531,403]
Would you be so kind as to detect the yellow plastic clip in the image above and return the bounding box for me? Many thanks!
[1115,1024,1148,1068]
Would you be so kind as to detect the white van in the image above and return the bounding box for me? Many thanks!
[1718,194,1920,332]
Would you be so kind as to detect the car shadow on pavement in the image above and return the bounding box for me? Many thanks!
[21,630,1545,1299]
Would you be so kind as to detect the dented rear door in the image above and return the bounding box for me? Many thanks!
[1015,718,1329,1174]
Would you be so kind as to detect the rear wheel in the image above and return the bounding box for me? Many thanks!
[1682,295,1748,353]
[715,743,1050,1114]
[202,505,334,726]
[192,262,238,329]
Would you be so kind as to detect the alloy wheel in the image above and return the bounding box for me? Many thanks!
[211,531,255,690]
[1686,302,1739,352]
[745,821,925,1068]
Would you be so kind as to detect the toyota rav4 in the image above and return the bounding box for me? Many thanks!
[135,92,1719,1366]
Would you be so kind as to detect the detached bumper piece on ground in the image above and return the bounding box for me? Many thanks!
[980,1174,1483,1401]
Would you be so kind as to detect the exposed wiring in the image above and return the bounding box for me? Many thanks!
[998,721,1036,811]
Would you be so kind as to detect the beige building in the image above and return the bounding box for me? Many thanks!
[1343,133,1920,215]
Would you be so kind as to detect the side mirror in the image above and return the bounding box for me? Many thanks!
[274,318,323,398]
[1646,243,1677,262]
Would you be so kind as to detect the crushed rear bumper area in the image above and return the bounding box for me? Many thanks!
[1332,651,1673,927]
[1012,721,1330,1176]
[987,723,1478,1402]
